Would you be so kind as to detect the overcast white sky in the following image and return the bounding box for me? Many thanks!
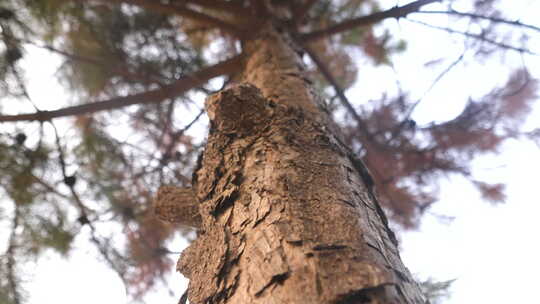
[3,1,539,303]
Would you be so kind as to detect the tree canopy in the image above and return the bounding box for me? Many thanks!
[0,0,538,302]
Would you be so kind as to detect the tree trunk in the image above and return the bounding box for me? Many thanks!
[177,21,426,304]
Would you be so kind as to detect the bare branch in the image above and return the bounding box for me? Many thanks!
[160,108,205,165]
[0,55,243,122]
[407,19,539,56]
[23,41,165,85]
[300,0,442,42]
[2,30,164,86]
[31,174,71,199]
[381,52,466,142]
[406,52,466,119]
[301,42,370,138]
[49,123,130,284]
[414,10,540,33]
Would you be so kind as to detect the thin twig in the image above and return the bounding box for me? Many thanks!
[406,18,539,56]
[0,55,243,122]
[0,24,38,111]
[408,52,465,119]
[301,43,370,137]
[414,10,540,33]
[50,121,129,284]
[30,174,71,199]
[381,52,466,142]
[24,40,165,85]
[162,108,205,159]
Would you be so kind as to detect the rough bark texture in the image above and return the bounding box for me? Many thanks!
[154,186,201,228]
[175,23,426,304]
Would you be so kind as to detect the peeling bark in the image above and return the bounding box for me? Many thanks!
[174,23,426,304]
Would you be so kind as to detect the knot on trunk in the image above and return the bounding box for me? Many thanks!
[153,186,201,229]
[205,83,272,136]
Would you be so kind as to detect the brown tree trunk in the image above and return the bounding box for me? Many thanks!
[177,22,426,304]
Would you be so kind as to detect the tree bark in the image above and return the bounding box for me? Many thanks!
[176,22,426,304]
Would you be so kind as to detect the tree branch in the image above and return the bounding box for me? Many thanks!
[49,124,130,283]
[407,19,539,56]
[299,0,442,42]
[0,55,243,122]
[405,52,465,120]
[31,173,71,199]
[301,43,371,138]
[381,52,465,142]
[159,108,205,168]
[23,40,165,85]
[414,10,540,33]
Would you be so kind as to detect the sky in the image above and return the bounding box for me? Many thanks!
[2,1,540,303]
